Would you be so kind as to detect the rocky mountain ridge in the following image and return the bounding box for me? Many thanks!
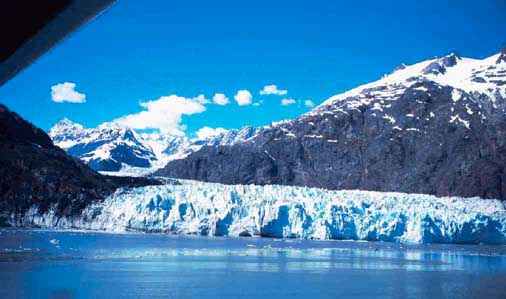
[157,48,506,199]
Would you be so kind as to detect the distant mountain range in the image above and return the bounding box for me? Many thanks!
[48,119,259,174]
[157,48,506,199]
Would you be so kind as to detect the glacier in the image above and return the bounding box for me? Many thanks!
[17,180,506,245]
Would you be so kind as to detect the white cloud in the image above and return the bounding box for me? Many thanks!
[234,90,253,106]
[259,84,288,95]
[304,99,315,108]
[114,95,207,135]
[212,93,230,105]
[195,126,227,139]
[281,98,297,106]
[51,82,86,103]
[193,94,210,104]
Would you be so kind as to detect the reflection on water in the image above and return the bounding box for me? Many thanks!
[1,229,506,298]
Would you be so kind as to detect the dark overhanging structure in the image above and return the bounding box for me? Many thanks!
[0,0,115,86]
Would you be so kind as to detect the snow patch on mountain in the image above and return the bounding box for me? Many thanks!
[19,180,506,245]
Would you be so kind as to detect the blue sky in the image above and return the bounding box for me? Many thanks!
[1,0,505,137]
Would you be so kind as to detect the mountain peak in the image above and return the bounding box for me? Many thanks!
[49,118,85,138]
[392,63,407,73]
[96,121,128,132]
[441,52,461,66]
[55,118,83,128]
[498,45,506,54]
[422,52,461,75]
[48,118,87,150]
[496,45,506,64]
[49,119,157,172]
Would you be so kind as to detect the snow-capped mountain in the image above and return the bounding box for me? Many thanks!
[174,126,259,156]
[140,126,259,167]
[49,120,157,172]
[15,180,506,245]
[47,118,87,149]
[158,47,506,199]
[194,126,259,147]
[316,50,506,111]
[139,126,258,162]
[49,119,259,174]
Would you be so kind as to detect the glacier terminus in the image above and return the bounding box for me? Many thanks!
[16,180,506,245]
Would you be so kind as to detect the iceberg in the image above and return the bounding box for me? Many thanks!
[20,180,506,245]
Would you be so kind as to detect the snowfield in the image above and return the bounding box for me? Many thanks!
[18,180,506,245]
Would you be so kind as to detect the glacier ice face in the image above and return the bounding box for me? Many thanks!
[20,181,506,245]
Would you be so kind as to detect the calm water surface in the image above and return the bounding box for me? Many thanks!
[0,229,505,299]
